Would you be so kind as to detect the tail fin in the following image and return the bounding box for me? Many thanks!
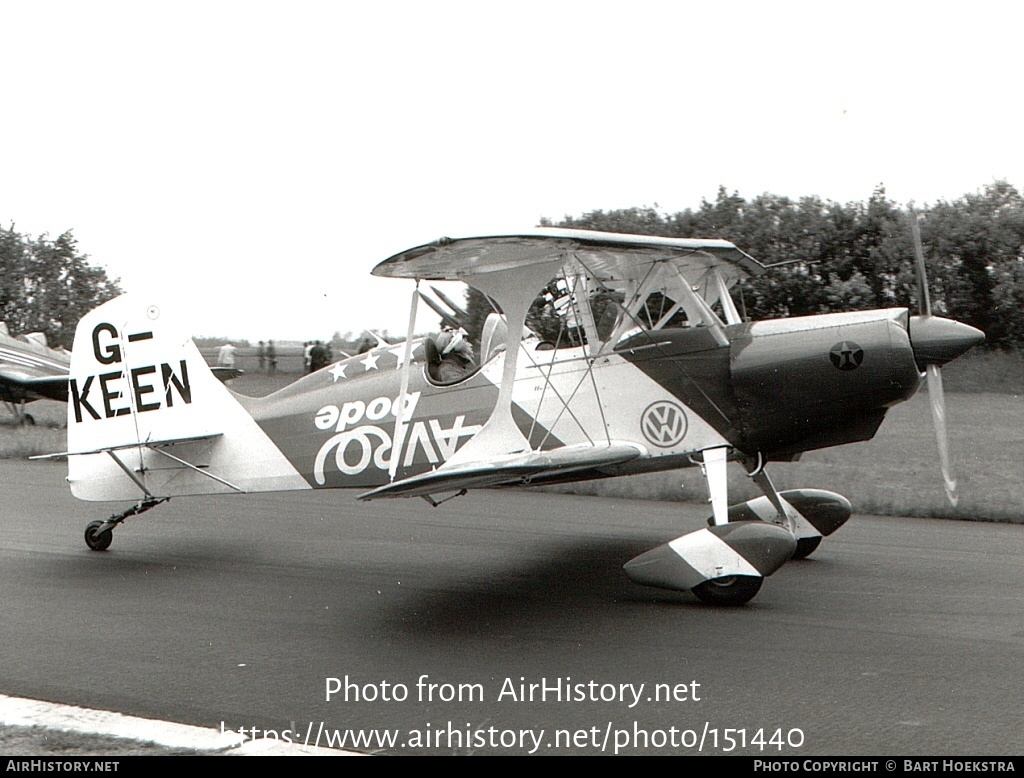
[65,294,309,501]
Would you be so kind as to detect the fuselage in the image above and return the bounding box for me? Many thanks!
[239,307,946,490]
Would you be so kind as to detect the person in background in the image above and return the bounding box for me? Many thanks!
[309,340,328,373]
[217,342,237,368]
[266,340,277,375]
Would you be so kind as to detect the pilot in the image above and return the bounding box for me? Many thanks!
[435,325,475,382]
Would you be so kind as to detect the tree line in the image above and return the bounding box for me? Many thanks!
[5,180,1022,352]
[528,181,1023,349]
[0,225,121,349]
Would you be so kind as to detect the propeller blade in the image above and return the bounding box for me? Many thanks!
[911,208,959,507]
[925,363,958,507]
[910,208,932,317]
[417,291,461,330]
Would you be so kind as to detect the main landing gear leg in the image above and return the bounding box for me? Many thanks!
[738,456,852,561]
[84,497,169,551]
[4,401,34,426]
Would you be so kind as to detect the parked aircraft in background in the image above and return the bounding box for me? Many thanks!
[0,324,70,424]
[39,229,983,605]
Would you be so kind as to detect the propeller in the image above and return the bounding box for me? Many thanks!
[908,210,984,507]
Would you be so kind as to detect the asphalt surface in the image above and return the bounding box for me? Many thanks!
[2,459,1023,756]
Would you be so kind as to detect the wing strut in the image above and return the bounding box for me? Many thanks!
[147,446,246,493]
[571,255,737,431]
[700,446,731,526]
[442,259,563,468]
[389,281,420,481]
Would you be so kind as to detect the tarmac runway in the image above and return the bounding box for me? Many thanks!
[2,459,1023,755]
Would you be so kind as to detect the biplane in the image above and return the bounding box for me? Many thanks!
[40,228,984,605]
[0,324,71,424]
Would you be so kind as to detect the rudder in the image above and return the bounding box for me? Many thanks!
[65,294,309,501]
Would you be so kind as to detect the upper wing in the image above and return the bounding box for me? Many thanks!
[371,228,764,287]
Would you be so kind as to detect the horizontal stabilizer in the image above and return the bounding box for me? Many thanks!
[359,442,645,500]
[31,433,223,461]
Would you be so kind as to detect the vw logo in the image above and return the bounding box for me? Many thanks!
[641,400,688,448]
[829,341,864,371]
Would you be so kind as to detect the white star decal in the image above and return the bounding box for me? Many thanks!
[389,345,407,368]
[328,363,348,382]
[360,351,380,371]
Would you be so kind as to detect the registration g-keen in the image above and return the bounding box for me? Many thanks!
[41,229,984,605]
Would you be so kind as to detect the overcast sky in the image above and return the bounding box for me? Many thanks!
[2,1,1020,341]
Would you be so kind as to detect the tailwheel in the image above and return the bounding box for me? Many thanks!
[81,497,169,551]
[84,520,113,551]
[691,575,763,606]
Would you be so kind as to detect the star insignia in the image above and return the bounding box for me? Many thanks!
[829,341,864,371]
[360,351,380,371]
[328,363,348,382]
[389,345,408,368]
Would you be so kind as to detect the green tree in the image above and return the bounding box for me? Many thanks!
[522,180,1024,348]
[544,205,667,236]
[923,181,1024,347]
[0,225,121,348]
